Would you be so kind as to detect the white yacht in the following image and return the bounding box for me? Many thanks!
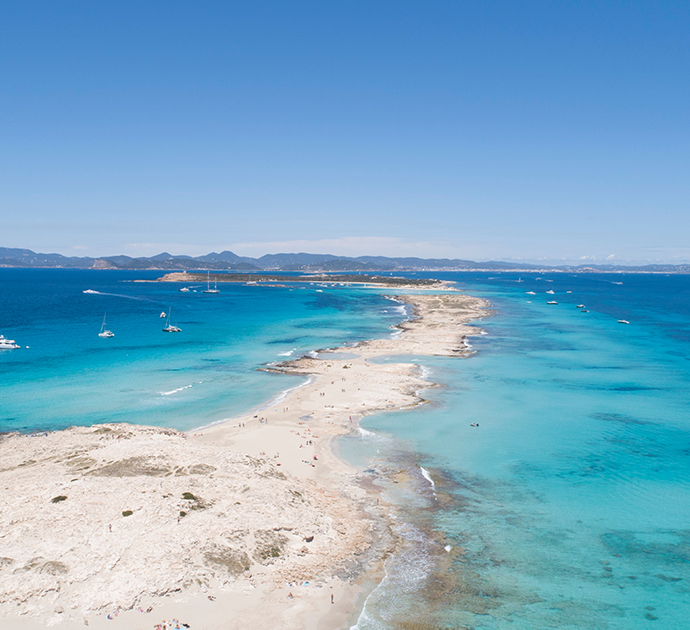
[547,301,558,305]
[179,286,190,292]
[98,314,114,338]
[526,291,536,295]
[0,335,19,349]
[203,271,220,294]
[163,309,181,332]
[546,290,555,294]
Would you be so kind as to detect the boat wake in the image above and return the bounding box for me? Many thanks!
[83,290,151,302]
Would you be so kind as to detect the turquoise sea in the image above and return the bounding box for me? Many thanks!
[344,272,690,629]
[0,269,405,433]
[2,269,690,628]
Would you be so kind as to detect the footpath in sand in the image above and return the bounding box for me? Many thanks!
[0,292,490,630]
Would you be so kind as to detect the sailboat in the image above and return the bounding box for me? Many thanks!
[162,309,181,332]
[98,314,115,338]
[203,271,220,294]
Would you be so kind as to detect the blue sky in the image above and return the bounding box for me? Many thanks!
[1,1,688,264]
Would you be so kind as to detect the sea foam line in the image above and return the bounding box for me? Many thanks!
[419,466,435,489]
[159,383,195,396]
[194,375,315,432]
[258,376,315,410]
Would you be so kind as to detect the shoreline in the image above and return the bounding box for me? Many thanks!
[0,291,491,629]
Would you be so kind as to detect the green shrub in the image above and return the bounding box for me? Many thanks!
[122,510,133,517]
[51,495,67,503]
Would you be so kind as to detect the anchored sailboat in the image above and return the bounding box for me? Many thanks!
[98,314,114,338]
[203,271,220,294]
[163,309,181,332]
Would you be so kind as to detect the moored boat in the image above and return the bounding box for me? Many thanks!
[203,271,220,294]
[0,335,20,349]
[98,314,115,338]
[163,309,182,332]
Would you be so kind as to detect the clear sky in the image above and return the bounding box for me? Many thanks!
[2,1,688,264]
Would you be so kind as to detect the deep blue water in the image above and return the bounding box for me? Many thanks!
[0,269,404,433]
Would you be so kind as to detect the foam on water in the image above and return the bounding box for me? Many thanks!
[0,269,405,434]
[419,466,435,488]
[355,272,690,629]
[6,269,690,628]
[159,383,196,396]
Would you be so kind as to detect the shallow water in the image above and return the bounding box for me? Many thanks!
[3,269,689,628]
[0,269,403,433]
[348,273,690,629]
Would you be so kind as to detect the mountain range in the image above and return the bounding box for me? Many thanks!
[1,247,689,274]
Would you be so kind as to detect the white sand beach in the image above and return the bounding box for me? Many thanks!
[0,292,490,629]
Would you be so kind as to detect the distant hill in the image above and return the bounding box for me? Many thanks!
[1,247,689,274]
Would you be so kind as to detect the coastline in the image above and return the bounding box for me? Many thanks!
[0,291,491,629]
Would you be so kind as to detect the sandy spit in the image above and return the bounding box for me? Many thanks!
[0,292,490,629]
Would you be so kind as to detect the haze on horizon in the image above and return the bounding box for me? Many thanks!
[1,2,688,266]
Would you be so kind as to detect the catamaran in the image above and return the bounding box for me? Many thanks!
[163,309,181,332]
[98,314,114,338]
[203,271,220,294]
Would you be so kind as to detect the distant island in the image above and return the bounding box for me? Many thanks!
[154,271,444,287]
[2,246,689,274]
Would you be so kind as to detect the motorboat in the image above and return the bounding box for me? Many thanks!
[526,291,536,295]
[179,287,190,292]
[160,311,167,318]
[163,309,181,332]
[581,309,589,313]
[83,289,99,294]
[577,304,585,308]
[618,320,630,324]
[203,271,220,294]
[98,314,114,338]
[547,301,558,305]
[546,290,555,294]
[0,335,19,349]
